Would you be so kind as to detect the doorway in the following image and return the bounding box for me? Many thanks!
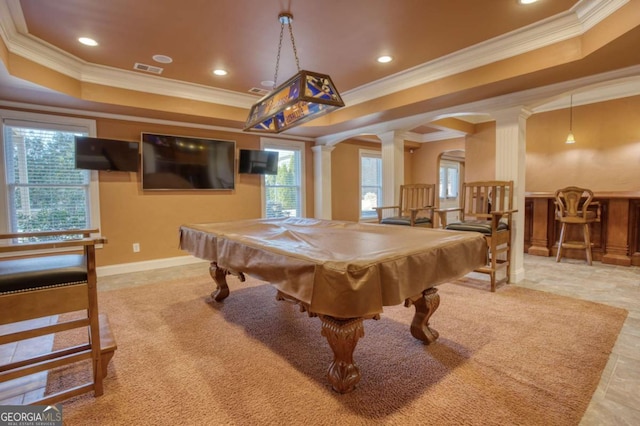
[436,150,465,226]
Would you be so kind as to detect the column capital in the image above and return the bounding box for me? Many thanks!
[492,106,533,124]
[311,145,336,153]
[377,130,409,144]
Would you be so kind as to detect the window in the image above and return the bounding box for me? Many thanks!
[439,160,459,199]
[360,149,382,219]
[0,110,100,234]
[262,138,305,219]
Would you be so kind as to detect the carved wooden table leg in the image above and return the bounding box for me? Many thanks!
[319,316,364,394]
[404,287,440,344]
[209,262,230,301]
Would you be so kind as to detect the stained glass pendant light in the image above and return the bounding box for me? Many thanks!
[244,13,344,133]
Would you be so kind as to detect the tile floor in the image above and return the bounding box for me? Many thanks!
[517,255,640,426]
[0,316,56,404]
[1,254,638,425]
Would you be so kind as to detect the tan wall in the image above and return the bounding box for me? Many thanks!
[1,108,314,267]
[331,139,380,222]
[464,122,496,182]
[406,123,495,190]
[409,138,465,185]
[94,118,315,266]
[331,136,484,221]
[330,139,433,221]
[94,119,250,266]
[526,95,640,192]
[404,150,413,183]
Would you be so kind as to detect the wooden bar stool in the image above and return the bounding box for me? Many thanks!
[554,187,601,265]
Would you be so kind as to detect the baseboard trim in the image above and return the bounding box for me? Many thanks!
[511,266,526,284]
[97,255,209,277]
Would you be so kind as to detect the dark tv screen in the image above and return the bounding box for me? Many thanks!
[141,133,235,190]
[238,149,279,175]
[75,136,139,172]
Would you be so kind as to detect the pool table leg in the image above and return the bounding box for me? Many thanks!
[209,263,246,301]
[319,316,364,394]
[404,287,440,344]
[209,262,230,301]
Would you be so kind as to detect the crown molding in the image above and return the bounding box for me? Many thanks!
[79,63,256,108]
[0,0,256,109]
[572,0,629,30]
[403,130,466,143]
[0,0,629,113]
[343,11,578,106]
[317,65,640,146]
[427,65,640,120]
[0,0,18,49]
[530,71,640,112]
[0,99,314,142]
[342,0,628,106]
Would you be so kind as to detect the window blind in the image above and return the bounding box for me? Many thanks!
[3,124,90,232]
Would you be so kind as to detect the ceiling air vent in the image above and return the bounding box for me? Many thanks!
[133,63,163,74]
[248,87,270,96]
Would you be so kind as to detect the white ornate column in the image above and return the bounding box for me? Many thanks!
[493,107,532,284]
[378,131,405,206]
[311,145,335,219]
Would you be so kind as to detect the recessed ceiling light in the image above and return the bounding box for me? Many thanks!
[152,54,173,64]
[518,0,539,4]
[261,80,275,87]
[377,55,393,63]
[78,37,98,47]
[213,69,228,76]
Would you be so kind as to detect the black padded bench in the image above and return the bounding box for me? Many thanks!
[0,254,87,294]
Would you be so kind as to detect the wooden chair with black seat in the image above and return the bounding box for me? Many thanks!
[554,186,601,265]
[374,183,436,227]
[435,181,517,292]
[0,229,115,405]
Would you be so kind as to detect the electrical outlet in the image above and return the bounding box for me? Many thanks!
[133,243,140,253]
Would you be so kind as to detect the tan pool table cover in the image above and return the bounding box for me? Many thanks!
[180,218,487,318]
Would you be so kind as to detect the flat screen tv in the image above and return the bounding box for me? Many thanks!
[238,149,279,175]
[75,136,139,172]
[141,133,235,190]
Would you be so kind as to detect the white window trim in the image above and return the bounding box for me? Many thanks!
[260,137,306,218]
[439,159,460,200]
[0,109,101,236]
[359,148,382,221]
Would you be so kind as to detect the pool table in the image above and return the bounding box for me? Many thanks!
[179,217,486,393]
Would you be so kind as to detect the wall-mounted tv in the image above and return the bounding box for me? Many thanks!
[75,136,139,172]
[238,149,279,175]
[141,133,235,190]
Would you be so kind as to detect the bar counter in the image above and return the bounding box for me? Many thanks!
[524,191,640,266]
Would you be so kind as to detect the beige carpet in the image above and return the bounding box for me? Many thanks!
[49,273,627,425]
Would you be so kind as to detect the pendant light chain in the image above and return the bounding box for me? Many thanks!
[288,21,301,73]
[272,13,301,90]
[273,21,285,90]
[569,94,573,130]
